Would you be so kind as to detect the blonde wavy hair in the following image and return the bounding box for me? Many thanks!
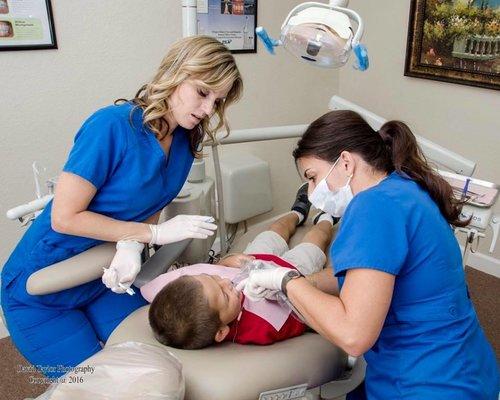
[122,35,242,156]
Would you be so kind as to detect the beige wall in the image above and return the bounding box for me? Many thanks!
[4,0,493,268]
[339,0,500,258]
[0,0,339,266]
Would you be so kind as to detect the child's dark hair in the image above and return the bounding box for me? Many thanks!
[293,110,468,227]
[148,276,223,349]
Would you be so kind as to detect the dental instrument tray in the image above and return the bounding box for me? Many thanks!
[439,170,499,208]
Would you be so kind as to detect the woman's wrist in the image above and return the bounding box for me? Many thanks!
[118,222,153,244]
[281,270,304,296]
[284,276,306,297]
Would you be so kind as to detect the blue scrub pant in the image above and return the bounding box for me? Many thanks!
[347,381,366,400]
[2,276,147,378]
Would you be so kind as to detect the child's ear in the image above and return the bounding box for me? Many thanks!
[214,325,230,343]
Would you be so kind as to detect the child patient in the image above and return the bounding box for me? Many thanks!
[142,185,338,349]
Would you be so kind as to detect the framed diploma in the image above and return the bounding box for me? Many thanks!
[197,0,257,53]
[0,0,57,51]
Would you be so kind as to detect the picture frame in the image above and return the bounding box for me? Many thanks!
[404,0,499,91]
[197,0,257,53]
[0,0,57,51]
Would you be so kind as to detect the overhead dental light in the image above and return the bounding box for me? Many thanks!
[256,0,369,70]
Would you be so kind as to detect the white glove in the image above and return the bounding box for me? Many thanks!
[236,266,291,302]
[102,240,144,294]
[149,215,217,246]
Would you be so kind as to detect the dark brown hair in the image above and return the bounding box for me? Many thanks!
[293,110,467,227]
[148,276,222,349]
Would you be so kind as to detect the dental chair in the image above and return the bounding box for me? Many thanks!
[29,214,365,400]
[11,95,497,399]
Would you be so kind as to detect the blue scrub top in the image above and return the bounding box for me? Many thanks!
[331,172,499,399]
[2,102,194,295]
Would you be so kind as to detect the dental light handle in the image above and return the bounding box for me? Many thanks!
[489,214,499,253]
[255,26,281,54]
[6,194,53,220]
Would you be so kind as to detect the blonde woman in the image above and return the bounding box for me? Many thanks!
[1,35,243,377]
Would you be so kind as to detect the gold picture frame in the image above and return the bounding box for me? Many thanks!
[405,0,499,90]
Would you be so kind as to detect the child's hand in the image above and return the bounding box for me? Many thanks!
[218,253,256,268]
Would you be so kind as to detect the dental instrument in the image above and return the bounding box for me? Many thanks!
[118,283,135,296]
[101,267,136,296]
[461,178,471,201]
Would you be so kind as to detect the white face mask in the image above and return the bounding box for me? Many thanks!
[308,156,353,218]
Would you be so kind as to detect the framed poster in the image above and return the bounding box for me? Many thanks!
[404,0,499,91]
[197,0,257,53]
[0,0,57,51]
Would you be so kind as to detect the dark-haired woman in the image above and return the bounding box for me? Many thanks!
[241,110,499,399]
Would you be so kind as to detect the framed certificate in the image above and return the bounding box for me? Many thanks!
[197,0,257,53]
[0,0,57,51]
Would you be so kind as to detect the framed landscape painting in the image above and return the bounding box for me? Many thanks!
[405,0,499,90]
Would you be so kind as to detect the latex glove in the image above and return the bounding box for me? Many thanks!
[102,240,144,294]
[236,266,290,302]
[149,215,217,245]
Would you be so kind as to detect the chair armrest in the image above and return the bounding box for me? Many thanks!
[26,243,116,295]
[26,238,193,295]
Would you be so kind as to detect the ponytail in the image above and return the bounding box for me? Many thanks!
[294,110,467,228]
[378,121,467,227]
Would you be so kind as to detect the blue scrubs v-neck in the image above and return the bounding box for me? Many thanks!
[1,102,194,295]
